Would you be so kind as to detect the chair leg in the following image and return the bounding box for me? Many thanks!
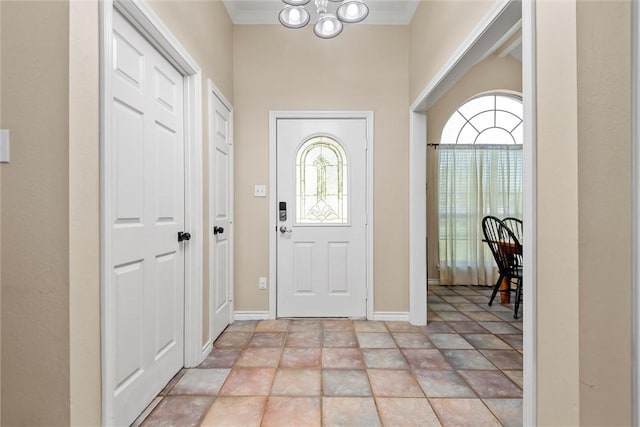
[513,277,523,319]
[488,273,504,306]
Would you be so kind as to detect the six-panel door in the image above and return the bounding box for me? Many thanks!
[109,11,185,426]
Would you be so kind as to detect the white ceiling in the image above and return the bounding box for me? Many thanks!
[223,0,421,25]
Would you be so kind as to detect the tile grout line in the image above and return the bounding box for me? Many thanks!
[140,286,521,426]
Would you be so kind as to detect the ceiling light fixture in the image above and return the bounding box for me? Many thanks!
[279,0,368,39]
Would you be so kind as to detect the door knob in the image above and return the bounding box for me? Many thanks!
[178,231,191,242]
[279,226,293,234]
[213,226,224,235]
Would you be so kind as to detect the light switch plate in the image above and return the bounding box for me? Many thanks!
[254,185,267,197]
[0,130,10,163]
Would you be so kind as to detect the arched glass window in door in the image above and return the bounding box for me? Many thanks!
[296,136,348,224]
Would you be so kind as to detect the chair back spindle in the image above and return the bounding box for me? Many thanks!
[502,217,523,244]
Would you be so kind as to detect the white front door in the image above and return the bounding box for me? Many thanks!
[108,12,185,426]
[276,118,368,317]
[210,88,233,340]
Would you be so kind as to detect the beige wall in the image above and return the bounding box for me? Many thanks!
[233,25,410,312]
[425,53,522,280]
[1,2,71,425]
[149,0,234,346]
[409,0,494,103]
[576,0,632,424]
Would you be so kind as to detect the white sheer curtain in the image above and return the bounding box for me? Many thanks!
[438,145,523,285]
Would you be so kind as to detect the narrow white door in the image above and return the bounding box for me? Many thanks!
[277,118,368,317]
[108,12,185,426]
[210,90,233,340]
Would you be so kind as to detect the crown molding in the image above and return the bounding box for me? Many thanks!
[223,0,420,26]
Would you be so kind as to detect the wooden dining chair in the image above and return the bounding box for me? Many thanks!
[502,217,523,244]
[482,215,523,319]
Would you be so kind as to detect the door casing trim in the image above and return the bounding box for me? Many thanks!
[268,111,374,319]
[99,1,203,424]
[632,0,640,422]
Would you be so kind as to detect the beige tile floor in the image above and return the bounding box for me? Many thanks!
[135,285,523,426]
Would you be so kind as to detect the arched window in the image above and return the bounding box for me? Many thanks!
[441,93,523,145]
[296,136,348,224]
[437,92,523,286]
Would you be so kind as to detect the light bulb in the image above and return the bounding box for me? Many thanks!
[279,6,310,28]
[336,0,368,24]
[290,8,301,23]
[313,13,343,38]
[346,3,358,19]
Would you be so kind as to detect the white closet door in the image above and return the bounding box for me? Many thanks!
[210,90,233,340]
[108,11,185,426]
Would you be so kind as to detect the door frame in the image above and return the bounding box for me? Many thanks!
[632,0,640,422]
[268,111,374,319]
[408,0,536,424]
[206,79,234,353]
[99,0,203,424]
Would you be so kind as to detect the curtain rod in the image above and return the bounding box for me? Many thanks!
[426,143,523,149]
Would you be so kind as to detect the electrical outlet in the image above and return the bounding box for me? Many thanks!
[259,277,267,289]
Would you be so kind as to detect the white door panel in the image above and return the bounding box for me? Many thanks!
[210,91,233,341]
[109,11,185,426]
[277,118,367,317]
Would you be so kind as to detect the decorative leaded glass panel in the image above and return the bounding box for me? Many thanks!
[296,136,348,224]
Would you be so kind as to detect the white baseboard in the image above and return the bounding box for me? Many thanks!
[372,312,410,322]
[184,340,210,368]
[234,311,411,322]
[234,311,270,321]
[428,279,441,286]
[200,340,212,360]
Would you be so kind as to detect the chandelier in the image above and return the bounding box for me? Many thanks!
[278,0,369,39]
